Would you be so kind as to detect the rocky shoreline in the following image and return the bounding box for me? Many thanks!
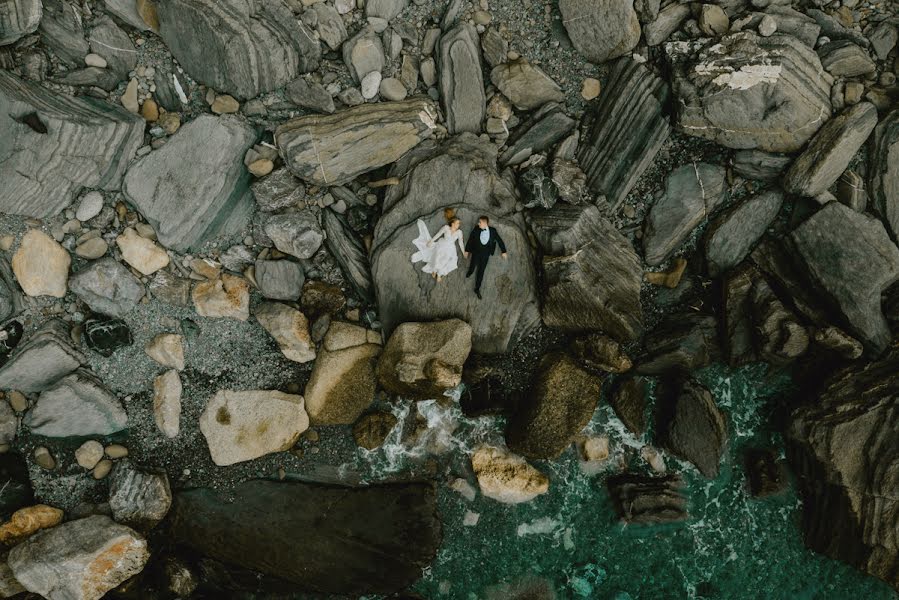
[1,0,898,597]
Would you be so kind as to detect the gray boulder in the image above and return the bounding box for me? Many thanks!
[559,0,640,63]
[69,258,145,318]
[0,320,85,393]
[371,135,539,354]
[818,40,876,77]
[499,102,575,167]
[123,114,257,252]
[0,71,144,219]
[0,0,41,45]
[342,27,385,82]
[643,163,726,266]
[38,0,90,67]
[251,167,306,212]
[285,77,335,114]
[667,32,832,153]
[264,210,323,260]
[88,15,137,78]
[99,0,154,31]
[311,3,347,51]
[732,149,791,181]
[157,0,321,99]
[437,22,485,134]
[704,189,783,277]
[869,108,899,242]
[366,0,407,21]
[255,259,305,301]
[24,368,127,437]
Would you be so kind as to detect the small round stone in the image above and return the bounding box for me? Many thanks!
[105,444,129,459]
[581,77,601,100]
[75,440,104,470]
[379,77,407,101]
[75,191,104,222]
[248,159,274,177]
[361,71,382,99]
[92,459,113,479]
[75,237,109,260]
[7,391,27,413]
[34,446,55,470]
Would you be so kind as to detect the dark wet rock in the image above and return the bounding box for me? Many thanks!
[88,15,137,78]
[170,479,441,595]
[499,102,575,167]
[732,150,791,182]
[39,0,90,67]
[609,376,648,436]
[558,0,640,63]
[643,163,726,266]
[251,168,306,212]
[322,209,374,303]
[818,40,876,77]
[506,352,603,460]
[637,313,720,375]
[606,473,688,523]
[460,376,521,417]
[784,103,878,198]
[123,114,257,252]
[750,278,809,366]
[519,167,558,210]
[787,202,899,354]
[285,77,335,114]
[745,448,788,498]
[0,453,33,520]
[578,58,670,209]
[869,108,899,242]
[148,271,192,307]
[811,325,864,360]
[0,71,144,219]
[749,236,830,325]
[786,346,899,591]
[301,280,346,318]
[69,258,145,318]
[254,259,305,301]
[667,32,832,153]
[572,333,632,373]
[0,0,41,45]
[722,264,758,367]
[0,260,23,323]
[371,135,539,354]
[83,315,134,357]
[656,377,727,478]
[705,189,783,277]
[0,319,84,392]
[157,0,321,99]
[109,463,172,530]
[0,321,23,367]
[836,170,866,213]
[644,2,689,46]
[24,368,127,437]
[437,22,485,134]
[489,58,563,111]
[352,411,398,450]
[276,98,437,186]
[377,319,472,399]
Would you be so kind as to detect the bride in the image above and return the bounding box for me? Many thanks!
[411,216,465,281]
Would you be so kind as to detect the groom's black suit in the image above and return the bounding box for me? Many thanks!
[465,225,507,295]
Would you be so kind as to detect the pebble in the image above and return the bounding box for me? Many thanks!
[121,78,140,113]
[473,10,491,25]
[84,53,107,68]
[141,98,159,122]
[248,159,274,177]
[116,227,170,275]
[158,111,181,135]
[758,14,777,37]
[361,71,382,99]
[145,333,185,370]
[7,391,27,413]
[153,370,182,438]
[75,191,104,222]
[211,94,240,114]
[74,237,108,259]
[75,440,104,470]
[379,77,407,101]
[34,446,55,470]
[11,229,71,298]
[92,459,113,479]
[105,444,129,459]
[581,77,601,100]
[0,235,13,251]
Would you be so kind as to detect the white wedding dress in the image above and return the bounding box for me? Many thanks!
[411,220,465,276]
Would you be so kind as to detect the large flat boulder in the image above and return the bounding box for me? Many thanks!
[123,114,257,252]
[156,0,321,99]
[667,33,832,153]
[704,189,783,277]
[0,71,144,219]
[370,134,539,354]
[275,98,437,186]
[869,107,899,242]
[170,479,441,595]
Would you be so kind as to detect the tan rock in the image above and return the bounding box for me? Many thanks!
[644,257,687,288]
[33,446,54,470]
[136,0,159,30]
[153,369,181,438]
[12,230,70,298]
[92,459,113,479]
[121,78,140,113]
[75,440,104,469]
[0,505,64,547]
[579,435,610,462]
[158,111,181,135]
[7,392,27,413]
[254,302,315,363]
[199,390,309,465]
[141,98,159,122]
[116,227,169,275]
[211,94,240,114]
[105,444,129,459]
[248,159,274,177]
[189,258,220,279]
[471,444,549,504]
[145,333,185,370]
[74,237,108,260]
[581,77,601,100]
[192,274,250,321]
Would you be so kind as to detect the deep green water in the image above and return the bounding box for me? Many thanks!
[349,363,897,600]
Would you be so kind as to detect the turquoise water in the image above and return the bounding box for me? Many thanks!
[351,363,897,599]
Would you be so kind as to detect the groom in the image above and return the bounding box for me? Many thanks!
[464,215,507,299]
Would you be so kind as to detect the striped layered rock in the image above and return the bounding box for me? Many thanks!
[156,0,321,99]
[667,32,832,153]
[123,114,257,252]
[869,108,899,241]
[0,71,144,219]
[578,58,671,209]
[0,0,42,45]
[787,347,899,592]
[0,319,85,393]
[276,97,437,186]
[24,369,128,437]
[437,22,485,134]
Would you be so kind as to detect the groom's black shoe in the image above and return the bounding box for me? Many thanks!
[475,289,482,299]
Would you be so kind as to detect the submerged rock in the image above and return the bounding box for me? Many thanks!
[656,377,727,478]
[170,479,441,595]
[606,473,687,523]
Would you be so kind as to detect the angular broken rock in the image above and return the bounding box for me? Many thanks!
[251,167,305,212]
[11,229,70,298]
[751,278,809,366]
[704,189,783,277]
[255,302,316,363]
[145,333,185,371]
[578,58,670,209]
[644,163,726,266]
[116,228,170,276]
[732,149,791,181]
[489,58,564,111]
[531,204,642,341]
[637,313,720,374]
[153,369,181,438]
[170,479,440,595]
[199,390,309,466]
[192,274,250,321]
[869,108,899,242]
[0,0,41,45]
[437,22,485,134]
[471,444,549,504]
[609,376,648,436]
[784,102,878,198]
[818,40,875,78]
[506,352,603,460]
[376,319,472,398]
[0,71,144,219]
[264,210,323,260]
[109,463,172,529]
[276,98,437,185]
[0,320,84,393]
[69,257,145,318]
[787,202,899,355]
[255,259,305,300]
[304,323,381,424]
[498,102,575,167]
[657,377,727,478]
[322,209,375,303]
[25,369,127,437]
[156,0,321,99]
[123,114,257,252]
[559,0,640,63]
[667,32,832,153]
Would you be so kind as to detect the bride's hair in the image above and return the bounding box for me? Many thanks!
[443,207,456,223]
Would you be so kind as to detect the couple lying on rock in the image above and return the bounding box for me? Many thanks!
[411,210,507,299]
